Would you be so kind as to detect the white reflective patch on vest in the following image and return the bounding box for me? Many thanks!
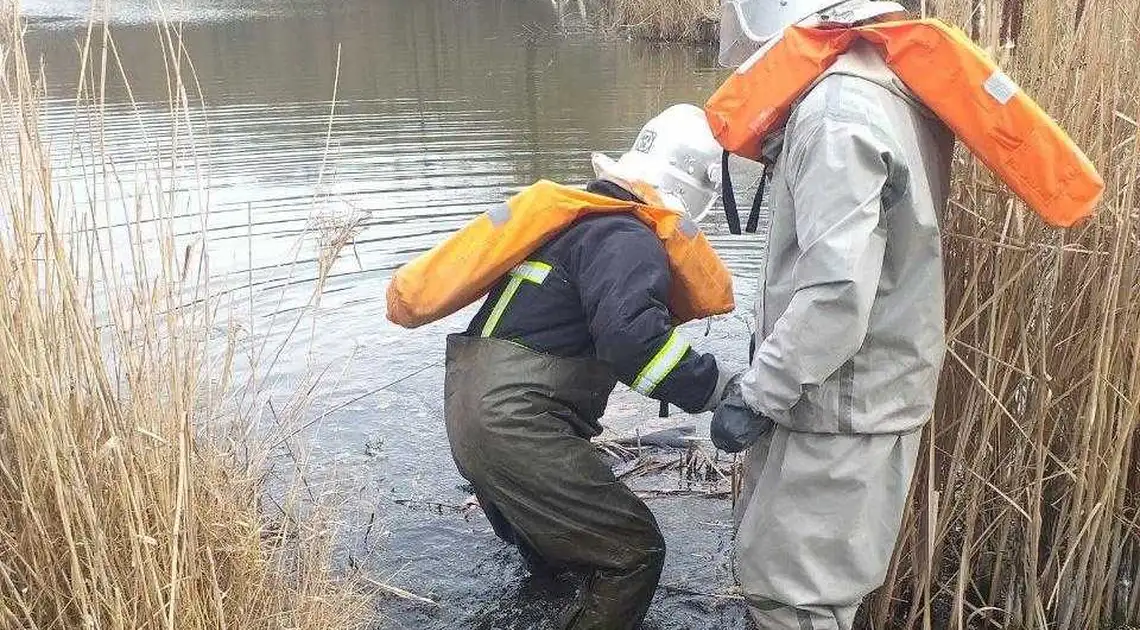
[983,70,1019,105]
[485,203,511,227]
[678,216,699,238]
[631,329,691,396]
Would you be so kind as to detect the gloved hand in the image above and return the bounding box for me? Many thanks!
[710,373,773,453]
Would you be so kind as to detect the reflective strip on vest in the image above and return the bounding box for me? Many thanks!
[631,329,691,395]
[480,260,552,338]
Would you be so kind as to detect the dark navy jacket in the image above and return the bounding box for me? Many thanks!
[465,180,721,414]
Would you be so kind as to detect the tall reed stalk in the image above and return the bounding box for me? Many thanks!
[615,0,1138,625]
[866,0,1140,627]
[601,0,719,42]
[0,10,369,630]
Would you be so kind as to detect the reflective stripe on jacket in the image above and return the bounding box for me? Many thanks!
[466,181,722,414]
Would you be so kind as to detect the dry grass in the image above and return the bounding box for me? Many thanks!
[0,10,371,630]
[863,0,1140,628]
[600,0,719,42]
[618,0,1138,626]
[312,203,370,295]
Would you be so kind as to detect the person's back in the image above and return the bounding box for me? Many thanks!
[749,41,953,435]
[444,104,729,630]
[465,180,721,423]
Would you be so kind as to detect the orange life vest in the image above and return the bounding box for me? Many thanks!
[385,180,736,328]
[703,18,1104,228]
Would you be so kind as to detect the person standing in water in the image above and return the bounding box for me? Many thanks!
[442,104,731,629]
[709,1,954,628]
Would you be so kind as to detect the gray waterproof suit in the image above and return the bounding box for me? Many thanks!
[735,41,954,629]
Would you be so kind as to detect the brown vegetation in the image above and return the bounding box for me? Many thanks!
[0,11,370,630]
[876,0,1139,627]
[601,0,720,42]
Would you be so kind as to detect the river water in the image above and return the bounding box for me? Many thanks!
[24,1,766,627]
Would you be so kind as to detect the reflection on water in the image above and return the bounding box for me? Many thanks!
[25,1,762,627]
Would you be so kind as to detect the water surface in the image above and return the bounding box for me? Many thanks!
[26,2,766,627]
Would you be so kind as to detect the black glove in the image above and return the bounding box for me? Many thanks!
[710,374,773,453]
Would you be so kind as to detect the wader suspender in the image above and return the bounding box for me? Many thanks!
[721,150,770,236]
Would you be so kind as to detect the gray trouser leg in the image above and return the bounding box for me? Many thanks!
[734,427,922,630]
[748,601,858,630]
[734,429,773,529]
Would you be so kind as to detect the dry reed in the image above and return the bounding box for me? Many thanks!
[601,0,719,42]
[614,0,1138,626]
[865,0,1140,628]
[0,9,371,630]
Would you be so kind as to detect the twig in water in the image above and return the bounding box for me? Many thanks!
[322,361,442,417]
[657,582,746,601]
[393,498,466,514]
[360,576,439,607]
[636,488,731,500]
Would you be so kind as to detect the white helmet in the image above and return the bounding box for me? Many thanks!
[591,104,723,222]
[718,0,908,67]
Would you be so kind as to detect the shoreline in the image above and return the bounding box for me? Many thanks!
[599,0,719,43]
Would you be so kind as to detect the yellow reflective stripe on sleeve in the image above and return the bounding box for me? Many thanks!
[479,260,552,338]
[631,329,691,395]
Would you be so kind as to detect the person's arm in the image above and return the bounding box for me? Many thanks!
[576,220,724,414]
[741,112,901,423]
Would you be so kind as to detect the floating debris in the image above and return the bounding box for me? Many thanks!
[602,429,738,500]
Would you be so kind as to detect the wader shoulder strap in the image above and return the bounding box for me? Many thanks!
[744,163,770,234]
[721,150,742,235]
[722,150,769,235]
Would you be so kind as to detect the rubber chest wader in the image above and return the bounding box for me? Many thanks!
[444,334,666,630]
